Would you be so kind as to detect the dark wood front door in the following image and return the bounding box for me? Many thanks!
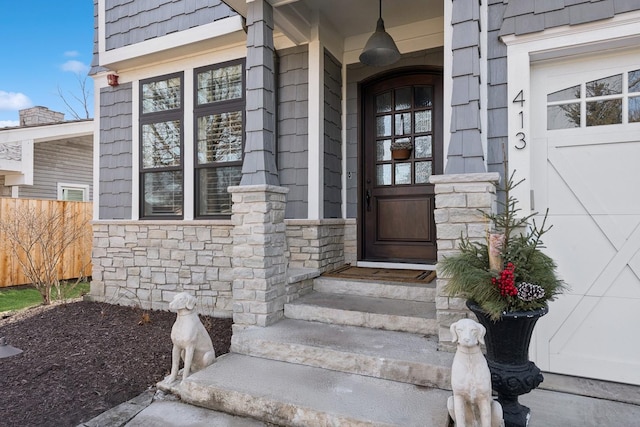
[361,71,442,263]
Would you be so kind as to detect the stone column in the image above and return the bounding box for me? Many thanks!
[229,185,289,331]
[430,172,500,351]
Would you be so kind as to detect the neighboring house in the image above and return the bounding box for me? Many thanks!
[0,106,94,201]
[88,0,640,388]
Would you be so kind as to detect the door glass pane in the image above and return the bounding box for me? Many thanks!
[586,99,622,126]
[197,166,242,215]
[377,164,391,186]
[377,139,391,161]
[415,161,432,184]
[586,74,622,97]
[142,77,181,113]
[415,136,432,158]
[197,111,243,164]
[395,163,411,185]
[395,113,411,135]
[197,64,243,105]
[547,85,580,102]
[629,96,640,123]
[547,104,580,130]
[395,87,411,110]
[629,70,640,93]
[415,110,432,133]
[141,121,181,168]
[143,170,183,217]
[415,86,432,108]
[376,91,392,113]
[377,115,392,137]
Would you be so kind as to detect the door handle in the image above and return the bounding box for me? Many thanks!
[366,189,371,211]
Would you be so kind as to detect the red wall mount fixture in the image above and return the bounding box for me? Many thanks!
[107,74,119,86]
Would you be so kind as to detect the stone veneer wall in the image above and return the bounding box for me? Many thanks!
[285,219,349,272]
[89,221,234,316]
[430,172,500,351]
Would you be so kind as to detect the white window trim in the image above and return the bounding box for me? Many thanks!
[501,10,640,215]
[58,183,90,202]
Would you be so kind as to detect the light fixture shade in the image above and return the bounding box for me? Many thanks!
[359,17,401,67]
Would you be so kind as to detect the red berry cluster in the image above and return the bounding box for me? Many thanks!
[491,262,518,297]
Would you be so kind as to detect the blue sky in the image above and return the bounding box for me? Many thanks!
[0,1,94,127]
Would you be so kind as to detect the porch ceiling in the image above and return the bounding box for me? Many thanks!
[225,0,442,43]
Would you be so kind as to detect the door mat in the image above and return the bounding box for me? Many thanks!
[322,265,436,284]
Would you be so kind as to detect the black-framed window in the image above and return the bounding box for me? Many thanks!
[139,72,184,219]
[194,59,245,218]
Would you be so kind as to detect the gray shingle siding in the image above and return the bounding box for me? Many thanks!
[99,83,133,220]
[277,45,309,219]
[104,0,235,51]
[447,0,485,174]
[323,50,342,219]
[500,0,640,37]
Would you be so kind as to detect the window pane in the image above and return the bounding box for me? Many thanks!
[547,104,580,130]
[394,113,411,135]
[376,91,392,113]
[395,87,411,110]
[376,164,391,186]
[377,139,391,161]
[586,99,622,126]
[415,110,432,133]
[415,161,432,184]
[629,70,640,93]
[586,74,622,97]
[143,171,183,217]
[415,86,432,108]
[629,96,640,123]
[197,64,243,105]
[142,121,181,168]
[547,85,580,102]
[142,77,181,113]
[376,115,391,137]
[197,166,242,216]
[197,111,243,164]
[395,163,411,185]
[415,136,432,158]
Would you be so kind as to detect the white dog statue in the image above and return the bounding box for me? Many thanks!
[447,318,504,427]
[164,292,216,383]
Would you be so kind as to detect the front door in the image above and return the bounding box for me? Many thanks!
[361,71,442,263]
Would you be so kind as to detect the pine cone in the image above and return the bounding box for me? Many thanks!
[517,282,545,301]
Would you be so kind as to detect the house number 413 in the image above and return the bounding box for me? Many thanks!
[513,90,526,150]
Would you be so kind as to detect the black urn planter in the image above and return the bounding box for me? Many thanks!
[467,300,548,427]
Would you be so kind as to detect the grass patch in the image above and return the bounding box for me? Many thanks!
[0,281,90,313]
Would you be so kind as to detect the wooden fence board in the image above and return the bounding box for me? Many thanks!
[0,198,92,288]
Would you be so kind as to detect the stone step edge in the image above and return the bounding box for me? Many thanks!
[232,329,452,390]
[313,276,436,302]
[159,354,452,427]
[284,301,439,335]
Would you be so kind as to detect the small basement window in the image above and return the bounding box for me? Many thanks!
[58,184,89,202]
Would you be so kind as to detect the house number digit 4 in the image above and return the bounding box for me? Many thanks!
[513,90,526,150]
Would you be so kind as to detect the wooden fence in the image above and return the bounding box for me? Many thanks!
[0,198,93,288]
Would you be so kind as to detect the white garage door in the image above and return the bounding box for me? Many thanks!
[530,47,640,385]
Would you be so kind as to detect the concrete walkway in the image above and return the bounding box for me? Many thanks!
[79,386,640,427]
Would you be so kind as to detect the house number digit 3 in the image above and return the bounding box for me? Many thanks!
[515,132,526,150]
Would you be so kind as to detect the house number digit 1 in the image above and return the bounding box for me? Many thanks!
[513,90,526,150]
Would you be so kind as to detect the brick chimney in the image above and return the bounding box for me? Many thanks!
[19,106,65,126]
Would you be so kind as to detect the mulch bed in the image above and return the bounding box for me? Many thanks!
[0,300,233,427]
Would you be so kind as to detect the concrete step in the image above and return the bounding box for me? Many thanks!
[231,318,453,389]
[313,276,436,302]
[165,353,452,427]
[284,291,438,335]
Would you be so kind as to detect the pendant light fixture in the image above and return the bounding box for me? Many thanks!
[359,0,401,67]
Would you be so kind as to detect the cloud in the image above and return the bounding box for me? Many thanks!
[0,91,32,111]
[61,60,89,74]
[0,120,20,128]
[64,50,80,57]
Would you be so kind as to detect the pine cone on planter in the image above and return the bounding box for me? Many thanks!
[517,282,545,301]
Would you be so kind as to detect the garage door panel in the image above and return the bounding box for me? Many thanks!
[608,266,640,299]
